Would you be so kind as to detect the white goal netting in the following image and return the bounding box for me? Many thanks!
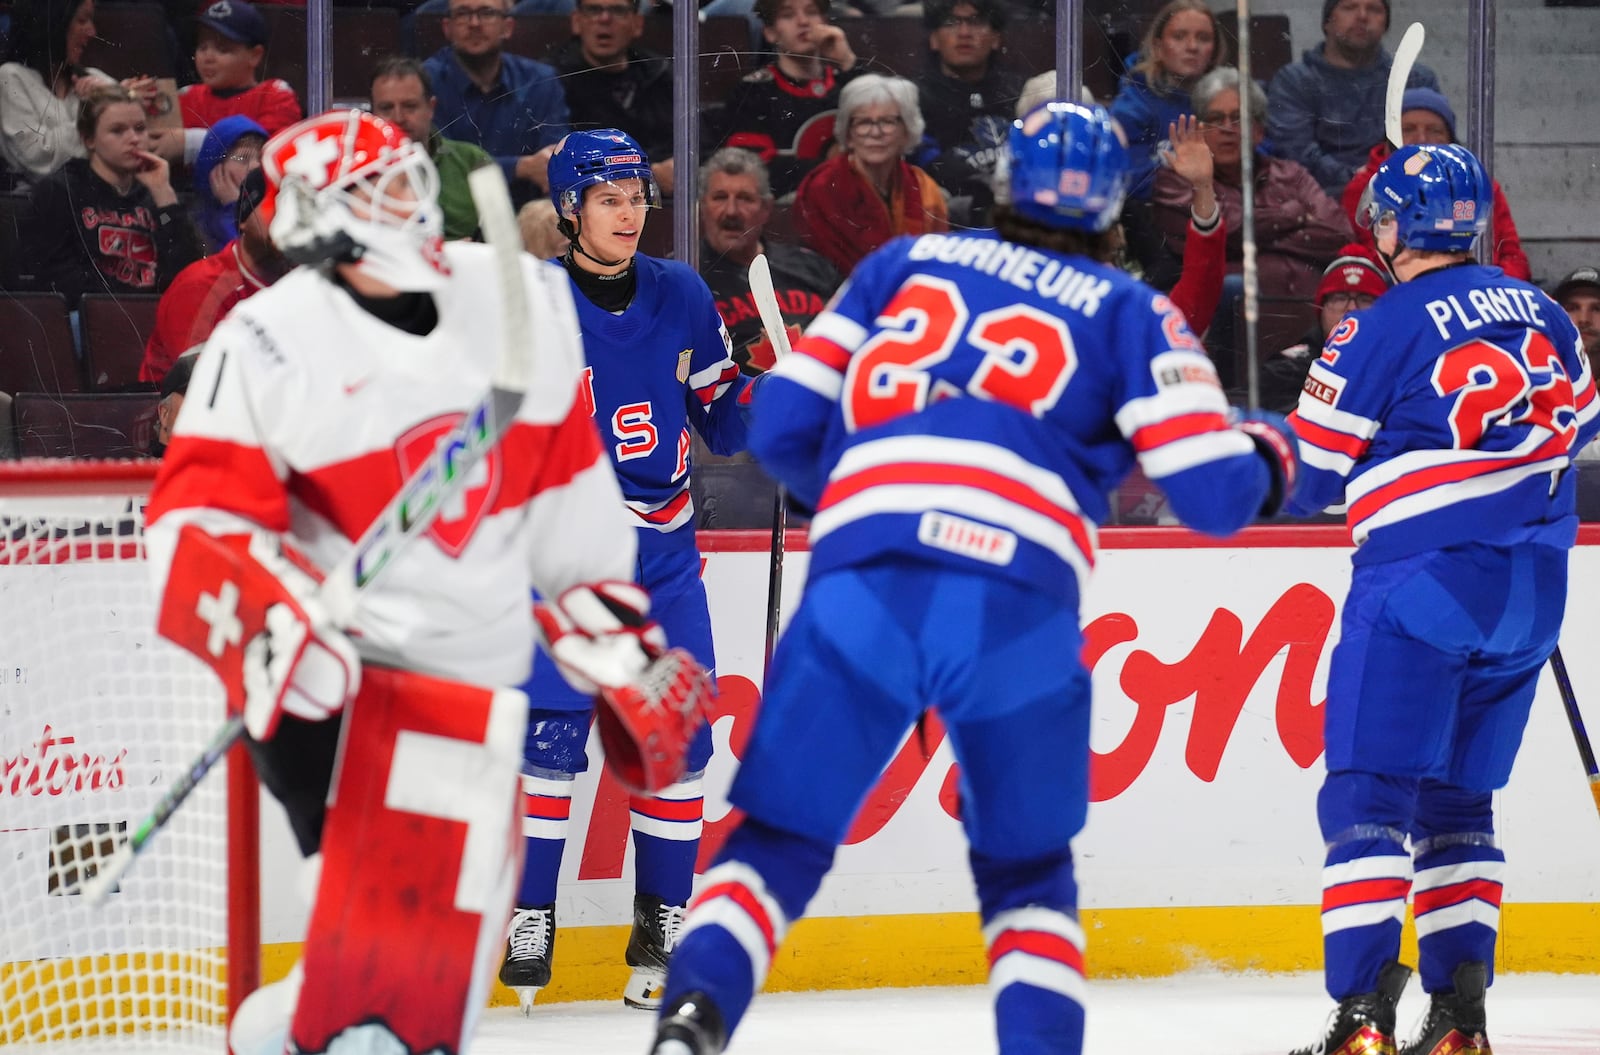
[0,468,248,1052]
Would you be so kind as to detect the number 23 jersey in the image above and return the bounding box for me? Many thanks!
[1288,263,1599,563]
[752,229,1275,604]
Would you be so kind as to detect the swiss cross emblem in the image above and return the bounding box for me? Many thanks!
[282,131,343,188]
[395,414,502,557]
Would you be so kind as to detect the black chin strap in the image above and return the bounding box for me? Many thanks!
[567,218,628,269]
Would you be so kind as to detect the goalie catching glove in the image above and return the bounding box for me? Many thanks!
[533,582,713,794]
[157,525,361,742]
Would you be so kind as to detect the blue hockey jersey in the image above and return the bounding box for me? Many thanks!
[570,254,750,537]
[1288,264,1600,563]
[751,229,1276,605]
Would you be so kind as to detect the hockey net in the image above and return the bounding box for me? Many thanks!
[0,461,258,1052]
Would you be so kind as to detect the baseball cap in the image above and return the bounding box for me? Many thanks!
[1553,266,1600,304]
[198,0,269,47]
[1316,244,1389,306]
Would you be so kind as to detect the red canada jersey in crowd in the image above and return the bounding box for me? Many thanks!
[146,242,636,686]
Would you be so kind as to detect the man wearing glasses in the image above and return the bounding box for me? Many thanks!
[423,0,571,205]
[915,0,1023,205]
[548,0,676,195]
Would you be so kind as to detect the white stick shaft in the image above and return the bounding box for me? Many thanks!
[1387,23,1426,148]
[748,253,792,360]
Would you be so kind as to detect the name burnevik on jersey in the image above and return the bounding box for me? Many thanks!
[147,241,637,688]
[755,228,1273,609]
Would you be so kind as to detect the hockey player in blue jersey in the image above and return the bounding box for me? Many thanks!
[1283,143,1599,1055]
[645,101,1300,1055]
[497,129,753,1013]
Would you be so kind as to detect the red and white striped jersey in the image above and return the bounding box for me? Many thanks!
[146,241,637,687]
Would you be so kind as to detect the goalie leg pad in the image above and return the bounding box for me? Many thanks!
[288,666,527,1055]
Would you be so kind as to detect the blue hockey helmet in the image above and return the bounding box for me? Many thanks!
[548,128,658,221]
[1362,143,1489,253]
[1005,101,1129,233]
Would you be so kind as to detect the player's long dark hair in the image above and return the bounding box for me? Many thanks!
[992,205,1119,265]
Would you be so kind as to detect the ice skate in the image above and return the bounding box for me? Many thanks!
[650,990,727,1055]
[1290,961,1412,1055]
[622,893,685,1009]
[498,904,555,1015]
[1401,962,1493,1055]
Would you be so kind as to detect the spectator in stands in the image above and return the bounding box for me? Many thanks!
[1340,87,1531,280]
[174,0,302,163]
[191,114,265,254]
[0,0,119,182]
[914,0,1024,208]
[369,56,492,241]
[1554,266,1600,359]
[1154,67,1351,308]
[141,166,285,385]
[793,75,947,277]
[151,349,196,458]
[710,0,859,199]
[1110,0,1224,200]
[424,0,571,205]
[23,85,201,309]
[1257,243,1388,413]
[517,198,568,258]
[1151,114,1227,342]
[1267,0,1439,195]
[549,0,675,195]
[697,147,840,374]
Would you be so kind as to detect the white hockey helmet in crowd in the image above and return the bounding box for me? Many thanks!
[260,109,449,292]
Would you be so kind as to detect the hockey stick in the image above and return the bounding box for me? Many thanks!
[1548,646,1600,819]
[81,164,531,904]
[748,253,791,674]
[1385,23,1426,150]
[1234,0,1260,409]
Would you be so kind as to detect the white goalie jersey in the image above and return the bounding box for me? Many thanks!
[146,241,638,687]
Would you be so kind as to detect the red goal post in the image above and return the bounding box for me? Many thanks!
[0,459,260,1049]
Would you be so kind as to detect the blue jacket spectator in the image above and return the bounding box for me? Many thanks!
[422,0,570,205]
[1109,0,1224,200]
[192,114,265,255]
[1266,0,1437,194]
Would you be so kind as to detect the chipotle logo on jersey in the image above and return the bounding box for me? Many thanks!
[394,414,503,557]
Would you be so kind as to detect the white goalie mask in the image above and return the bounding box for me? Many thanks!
[261,110,450,292]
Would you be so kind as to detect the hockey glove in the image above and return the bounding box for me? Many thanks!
[239,537,360,741]
[1231,408,1301,518]
[534,581,667,696]
[596,647,714,794]
[157,525,360,742]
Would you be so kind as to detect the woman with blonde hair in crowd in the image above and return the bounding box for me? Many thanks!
[793,74,948,276]
[1110,0,1226,199]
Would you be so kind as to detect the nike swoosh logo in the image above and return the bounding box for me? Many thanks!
[343,377,372,396]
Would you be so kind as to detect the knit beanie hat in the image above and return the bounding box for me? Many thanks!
[1316,244,1389,306]
[1400,87,1457,140]
[1322,0,1390,26]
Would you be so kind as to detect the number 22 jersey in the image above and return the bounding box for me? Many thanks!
[1288,263,1600,563]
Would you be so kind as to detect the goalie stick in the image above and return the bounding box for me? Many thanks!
[81,164,532,905]
[1548,646,1600,820]
[748,252,791,673]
